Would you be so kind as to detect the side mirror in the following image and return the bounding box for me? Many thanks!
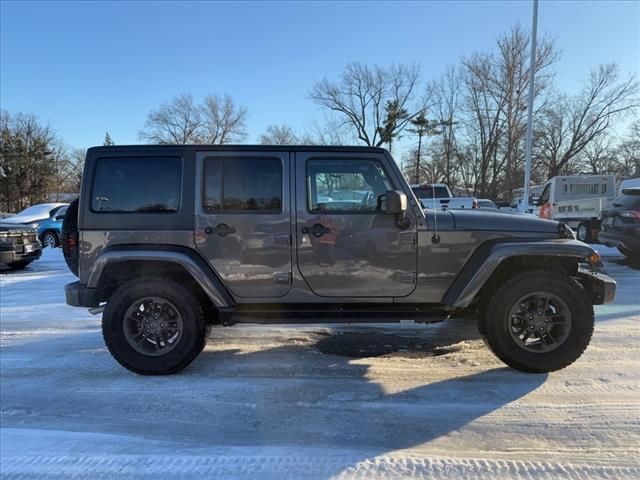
[55,214,65,221]
[384,190,407,215]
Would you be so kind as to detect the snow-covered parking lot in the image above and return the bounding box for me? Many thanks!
[1,248,639,479]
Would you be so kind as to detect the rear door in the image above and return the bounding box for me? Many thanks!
[294,151,417,298]
[602,191,640,235]
[195,151,292,298]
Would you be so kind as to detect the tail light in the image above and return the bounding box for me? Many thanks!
[622,210,640,220]
[539,202,551,219]
[65,233,78,258]
[472,200,479,209]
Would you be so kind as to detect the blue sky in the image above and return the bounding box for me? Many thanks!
[1,0,638,150]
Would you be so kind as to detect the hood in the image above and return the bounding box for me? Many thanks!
[3,203,67,225]
[450,209,560,234]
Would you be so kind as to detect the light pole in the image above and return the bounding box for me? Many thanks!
[522,0,538,212]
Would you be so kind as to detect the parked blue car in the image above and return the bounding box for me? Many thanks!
[36,205,68,248]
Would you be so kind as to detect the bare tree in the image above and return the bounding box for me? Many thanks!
[305,116,350,145]
[309,62,421,146]
[260,124,297,145]
[581,135,615,174]
[427,66,462,187]
[462,26,558,198]
[610,119,640,177]
[200,94,248,144]
[68,149,86,193]
[139,93,202,144]
[49,139,72,201]
[537,64,639,177]
[139,93,248,144]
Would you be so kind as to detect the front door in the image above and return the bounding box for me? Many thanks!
[195,151,292,298]
[295,152,417,298]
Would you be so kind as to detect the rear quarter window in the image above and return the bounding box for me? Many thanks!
[615,191,640,209]
[92,157,182,213]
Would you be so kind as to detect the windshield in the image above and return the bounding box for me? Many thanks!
[538,184,551,205]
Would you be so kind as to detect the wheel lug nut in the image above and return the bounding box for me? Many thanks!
[529,315,533,320]
[530,325,535,330]
[160,323,164,327]
[145,328,150,332]
[545,319,549,323]
[540,327,545,331]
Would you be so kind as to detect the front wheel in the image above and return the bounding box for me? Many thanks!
[479,270,594,373]
[42,231,59,248]
[102,277,206,375]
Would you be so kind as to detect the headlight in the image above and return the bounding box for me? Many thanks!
[28,222,40,229]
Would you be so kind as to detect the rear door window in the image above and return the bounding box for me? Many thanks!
[203,157,282,212]
[92,157,182,213]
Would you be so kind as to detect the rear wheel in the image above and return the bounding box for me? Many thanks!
[576,221,591,243]
[102,277,206,375]
[479,270,593,373]
[42,231,59,248]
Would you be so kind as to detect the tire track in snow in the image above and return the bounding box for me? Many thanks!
[2,454,639,479]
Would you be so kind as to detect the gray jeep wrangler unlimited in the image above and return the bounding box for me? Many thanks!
[63,145,615,375]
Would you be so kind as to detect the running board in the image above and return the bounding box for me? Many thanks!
[221,305,450,326]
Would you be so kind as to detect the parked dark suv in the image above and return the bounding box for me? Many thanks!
[599,188,640,259]
[63,145,615,375]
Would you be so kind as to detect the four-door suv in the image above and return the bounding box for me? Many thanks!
[598,187,640,260]
[63,145,616,375]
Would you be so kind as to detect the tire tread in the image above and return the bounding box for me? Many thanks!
[102,277,206,375]
[480,269,594,373]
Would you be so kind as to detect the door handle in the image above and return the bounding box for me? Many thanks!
[205,223,236,237]
[302,223,331,238]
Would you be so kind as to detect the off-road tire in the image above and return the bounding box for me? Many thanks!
[102,277,207,375]
[61,198,79,276]
[479,270,594,373]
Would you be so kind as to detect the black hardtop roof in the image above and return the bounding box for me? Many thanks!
[87,144,389,154]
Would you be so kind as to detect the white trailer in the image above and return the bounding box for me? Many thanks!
[537,175,616,242]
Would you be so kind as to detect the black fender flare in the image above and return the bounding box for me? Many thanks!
[88,245,235,309]
[442,239,601,308]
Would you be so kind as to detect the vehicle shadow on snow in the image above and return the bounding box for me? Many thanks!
[188,330,547,477]
[2,325,547,478]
